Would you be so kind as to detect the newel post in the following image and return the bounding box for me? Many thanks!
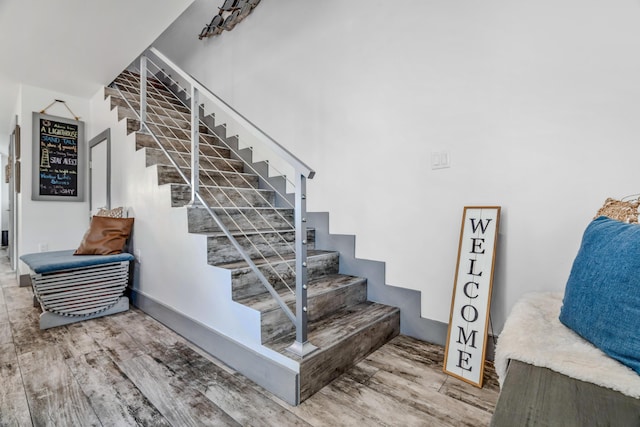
[287,173,318,357]
[139,55,147,131]
[188,85,201,206]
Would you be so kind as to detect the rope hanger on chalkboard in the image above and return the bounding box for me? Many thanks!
[39,99,81,121]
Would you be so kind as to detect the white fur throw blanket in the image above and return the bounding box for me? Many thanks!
[495,291,640,398]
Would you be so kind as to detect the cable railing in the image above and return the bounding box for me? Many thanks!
[111,47,317,357]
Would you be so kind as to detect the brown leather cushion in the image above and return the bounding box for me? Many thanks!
[74,216,134,255]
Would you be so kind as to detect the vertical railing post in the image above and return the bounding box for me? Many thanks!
[287,173,318,357]
[139,55,147,132]
[188,85,201,206]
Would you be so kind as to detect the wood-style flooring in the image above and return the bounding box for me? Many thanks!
[0,252,500,426]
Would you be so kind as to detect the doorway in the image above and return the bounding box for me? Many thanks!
[88,129,111,216]
[7,122,19,270]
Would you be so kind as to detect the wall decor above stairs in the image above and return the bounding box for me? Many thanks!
[198,0,261,39]
[103,49,400,404]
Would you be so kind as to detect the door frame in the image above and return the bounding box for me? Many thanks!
[88,129,111,215]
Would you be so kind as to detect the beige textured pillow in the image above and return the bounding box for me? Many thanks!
[96,206,124,218]
[75,216,134,255]
[595,198,640,224]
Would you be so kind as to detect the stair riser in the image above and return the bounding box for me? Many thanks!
[231,252,339,301]
[118,108,211,135]
[147,99,191,115]
[145,149,243,173]
[136,133,231,158]
[187,207,294,234]
[299,310,400,402]
[127,118,139,134]
[108,90,193,123]
[146,113,214,134]
[112,80,191,113]
[207,229,315,265]
[128,118,212,140]
[260,278,367,343]
[157,166,258,188]
[109,87,187,114]
[146,123,227,150]
[171,185,275,209]
[106,88,135,107]
[116,106,138,122]
[116,73,182,99]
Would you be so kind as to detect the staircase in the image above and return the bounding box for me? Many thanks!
[105,67,400,404]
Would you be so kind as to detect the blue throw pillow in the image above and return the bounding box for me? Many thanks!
[560,216,640,375]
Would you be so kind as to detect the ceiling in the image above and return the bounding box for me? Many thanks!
[0,0,193,139]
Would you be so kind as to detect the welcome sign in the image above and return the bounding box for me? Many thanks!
[444,206,500,387]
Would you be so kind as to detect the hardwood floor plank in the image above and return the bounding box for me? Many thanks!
[204,381,312,427]
[119,353,240,426]
[0,321,12,345]
[66,349,171,426]
[0,273,18,288]
[363,339,449,391]
[439,374,499,413]
[47,322,102,359]
[267,384,385,427]
[106,307,188,349]
[18,347,101,426]
[365,368,493,426]
[370,334,446,367]
[8,307,58,355]
[318,373,440,426]
[341,362,380,385]
[0,305,9,324]
[3,287,34,310]
[0,343,32,427]
[151,341,311,427]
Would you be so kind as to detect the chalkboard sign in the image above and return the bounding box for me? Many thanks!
[32,112,85,201]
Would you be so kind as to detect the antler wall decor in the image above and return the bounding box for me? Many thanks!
[199,0,261,39]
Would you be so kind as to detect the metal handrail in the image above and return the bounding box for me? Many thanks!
[128,48,318,356]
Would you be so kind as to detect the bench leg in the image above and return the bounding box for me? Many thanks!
[39,297,130,330]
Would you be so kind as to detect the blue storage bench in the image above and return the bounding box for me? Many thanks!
[20,250,134,329]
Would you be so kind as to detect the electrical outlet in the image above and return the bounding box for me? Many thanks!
[38,243,48,252]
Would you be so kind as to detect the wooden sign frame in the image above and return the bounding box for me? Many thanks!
[32,112,85,202]
[443,206,500,387]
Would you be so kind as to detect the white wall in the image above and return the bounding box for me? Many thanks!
[0,129,9,233]
[154,0,640,334]
[1,153,8,232]
[17,85,90,274]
